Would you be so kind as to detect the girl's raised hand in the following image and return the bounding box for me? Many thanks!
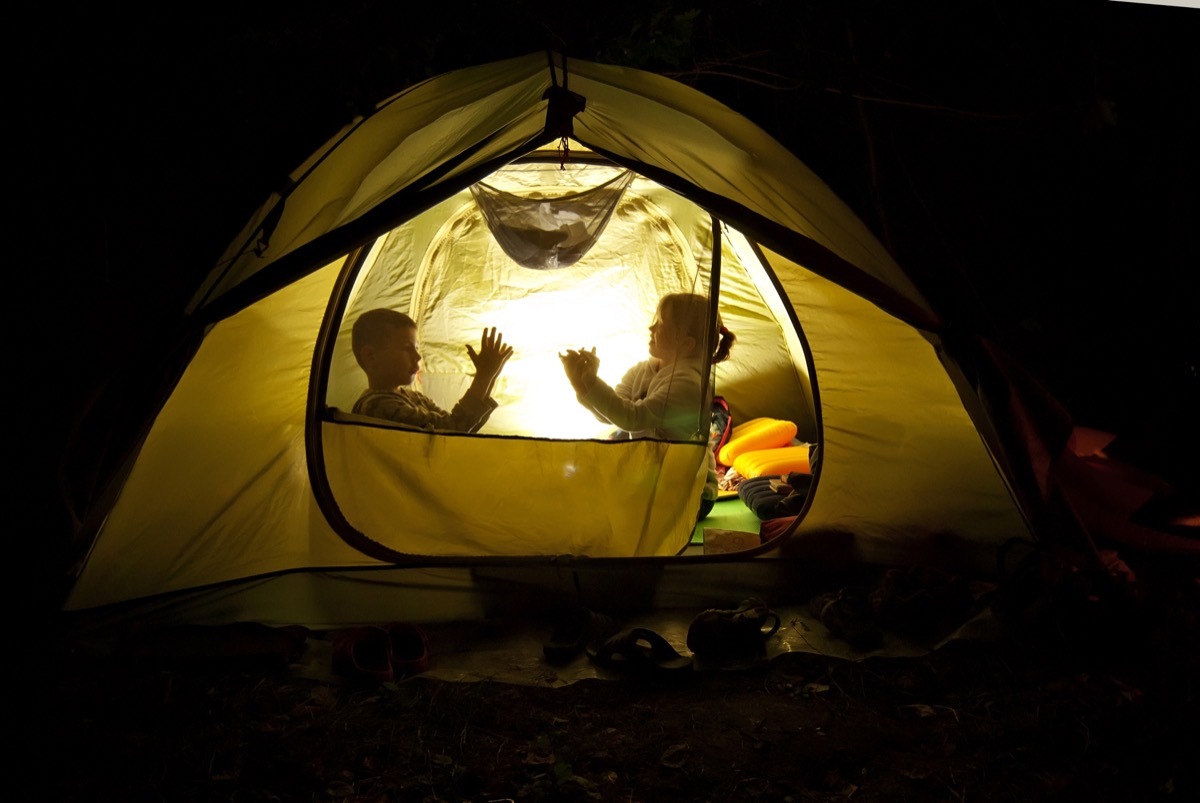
[559,347,598,394]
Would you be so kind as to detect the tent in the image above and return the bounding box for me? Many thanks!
[62,52,1183,631]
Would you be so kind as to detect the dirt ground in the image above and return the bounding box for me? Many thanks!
[23,557,1199,803]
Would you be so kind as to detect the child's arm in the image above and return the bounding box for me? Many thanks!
[355,388,495,433]
[580,361,705,439]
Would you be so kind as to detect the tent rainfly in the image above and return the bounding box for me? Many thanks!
[62,52,1183,631]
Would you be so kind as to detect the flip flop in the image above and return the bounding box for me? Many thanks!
[586,627,693,675]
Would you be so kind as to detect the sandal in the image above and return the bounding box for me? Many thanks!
[331,626,394,684]
[686,597,782,667]
[384,622,430,676]
[586,627,693,675]
[331,622,431,683]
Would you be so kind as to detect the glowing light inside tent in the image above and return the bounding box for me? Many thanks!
[478,281,657,438]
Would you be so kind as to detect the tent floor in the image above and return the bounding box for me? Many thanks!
[690,495,764,546]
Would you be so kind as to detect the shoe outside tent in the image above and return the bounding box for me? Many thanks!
[61,52,1194,632]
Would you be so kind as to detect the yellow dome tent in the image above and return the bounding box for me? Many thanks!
[64,53,1067,630]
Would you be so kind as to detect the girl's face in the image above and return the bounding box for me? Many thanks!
[648,304,695,362]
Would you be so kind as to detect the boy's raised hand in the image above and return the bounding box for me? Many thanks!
[466,327,514,384]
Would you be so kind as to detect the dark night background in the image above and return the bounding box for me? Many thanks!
[17,1,1199,619]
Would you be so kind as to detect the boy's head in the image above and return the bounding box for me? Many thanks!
[352,308,421,389]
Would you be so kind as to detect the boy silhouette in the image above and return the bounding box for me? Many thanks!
[351,308,512,433]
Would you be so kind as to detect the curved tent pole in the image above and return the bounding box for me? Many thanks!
[697,215,722,437]
[196,51,942,335]
[193,127,559,328]
[206,138,945,340]
[304,245,419,563]
[208,46,589,323]
[195,129,351,315]
[194,70,471,316]
[576,139,942,333]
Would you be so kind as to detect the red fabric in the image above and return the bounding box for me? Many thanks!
[952,337,1195,563]
[1053,428,1198,557]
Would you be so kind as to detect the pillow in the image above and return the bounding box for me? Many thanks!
[718,417,798,467]
[733,445,812,479]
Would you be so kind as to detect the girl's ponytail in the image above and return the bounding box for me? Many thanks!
[712,323,735,364]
